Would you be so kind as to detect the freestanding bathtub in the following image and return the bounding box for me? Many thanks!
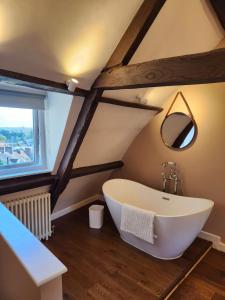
[102,179,214,260]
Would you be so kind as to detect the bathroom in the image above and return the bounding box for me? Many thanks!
[48,81,225,299]
[0,0,225,299]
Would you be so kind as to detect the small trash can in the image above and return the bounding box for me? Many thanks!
[89,205,104,229]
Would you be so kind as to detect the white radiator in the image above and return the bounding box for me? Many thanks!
[4,193,52,240]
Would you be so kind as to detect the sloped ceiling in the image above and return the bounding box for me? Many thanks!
[130,0,224,63]
[0,0,223,96]
[74,103,158,168]
[104,0,224,105]
[0,0,142,89]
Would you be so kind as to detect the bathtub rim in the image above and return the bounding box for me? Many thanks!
[102,178,214,219]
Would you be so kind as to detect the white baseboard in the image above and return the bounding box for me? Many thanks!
[51,194,102,221]
[199,230,225,253]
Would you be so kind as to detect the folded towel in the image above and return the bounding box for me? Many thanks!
[120,203,156,244]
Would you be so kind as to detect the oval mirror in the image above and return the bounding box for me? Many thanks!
[161,112,197,150]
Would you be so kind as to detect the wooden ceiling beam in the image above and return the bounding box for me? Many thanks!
[70,161,124,179]
[104,0,166,70]
[100,97,162,112]
[210,0,225,30]
[94,48,225,90]
[0,68,89,97]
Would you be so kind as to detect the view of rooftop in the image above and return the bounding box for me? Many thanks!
[0,107,34,166]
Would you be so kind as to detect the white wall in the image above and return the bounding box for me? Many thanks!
[0,237,40,300]
[0,204,66,300]
[120,83,225,242]
[51,96,84,174]
[45,94,84,173]
[45,92,73,171]
[55,171,112,212]
[74,102,158,167]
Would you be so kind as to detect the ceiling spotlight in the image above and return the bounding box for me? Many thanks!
[66,78,79,92]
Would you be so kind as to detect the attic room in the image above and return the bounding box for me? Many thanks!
[0,0,225,299]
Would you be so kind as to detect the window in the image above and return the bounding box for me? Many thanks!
[180,126,195,148]
[0,88,47,178]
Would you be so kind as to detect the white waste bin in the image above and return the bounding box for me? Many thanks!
[89,205,104,229]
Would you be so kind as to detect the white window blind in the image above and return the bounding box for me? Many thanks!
[0,89,45,110]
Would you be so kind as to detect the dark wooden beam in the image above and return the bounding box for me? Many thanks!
[70,161,124,179]
[100,97,162,112]
[51,89,103,211]
[0,68,89,97]
[104,0,166,70]
[94,49,225,90]
[210,0,225,30]
[0,173,57,196]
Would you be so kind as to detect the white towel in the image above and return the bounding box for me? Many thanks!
[120,203,156,244]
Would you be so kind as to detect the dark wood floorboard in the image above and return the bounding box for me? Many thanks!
[45,203,212,300]
[171,249,225,300]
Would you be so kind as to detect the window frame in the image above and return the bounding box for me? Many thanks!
[0,107,47,179]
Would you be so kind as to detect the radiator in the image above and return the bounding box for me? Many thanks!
[4,193,52,240]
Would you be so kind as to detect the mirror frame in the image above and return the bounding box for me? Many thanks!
[160,112,198,151]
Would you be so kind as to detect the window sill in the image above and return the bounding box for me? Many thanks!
[0,172,58,196]
[0,166,50,181]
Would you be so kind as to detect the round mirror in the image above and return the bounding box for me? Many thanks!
[161,113,197,150]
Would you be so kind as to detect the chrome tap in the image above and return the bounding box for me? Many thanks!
[161,172,167,192]
[174,174,178,194]
[161,162,179,194]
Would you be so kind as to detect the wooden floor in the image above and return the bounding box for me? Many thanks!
[171,249,225,299]
[44,204,224,300]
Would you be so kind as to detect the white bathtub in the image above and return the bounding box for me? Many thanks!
[102,179,214,260]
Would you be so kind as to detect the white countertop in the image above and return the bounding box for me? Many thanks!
[0,203,67,287]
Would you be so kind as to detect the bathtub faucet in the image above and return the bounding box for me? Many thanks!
[161,162,179,194]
